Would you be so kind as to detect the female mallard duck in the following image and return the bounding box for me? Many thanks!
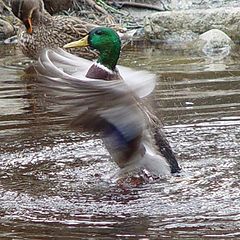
[36,27,181,181]
[11,0,128,60]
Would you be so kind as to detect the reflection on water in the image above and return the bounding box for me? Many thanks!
[0,43,240,239]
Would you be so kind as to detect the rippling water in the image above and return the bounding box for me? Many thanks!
[0,43,239,239]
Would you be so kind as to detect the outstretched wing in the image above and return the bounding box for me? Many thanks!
[36,49,153,167]
[37,48,156,99]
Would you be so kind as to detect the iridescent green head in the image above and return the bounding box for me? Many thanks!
[64,27,121,71]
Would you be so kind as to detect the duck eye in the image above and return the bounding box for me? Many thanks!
[95,30,103,35]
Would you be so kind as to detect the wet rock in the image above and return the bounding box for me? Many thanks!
[115,0,170,11]
[195,29,234,60]
[170,0,239,10]
[144,7,240,42]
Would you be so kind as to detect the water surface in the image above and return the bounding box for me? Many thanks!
[0,43,239,239]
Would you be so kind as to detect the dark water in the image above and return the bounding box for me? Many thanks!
[0,44,239,239]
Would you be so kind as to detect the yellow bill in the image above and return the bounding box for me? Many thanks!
[63,35,89,49]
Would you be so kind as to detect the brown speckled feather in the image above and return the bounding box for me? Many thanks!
[18,15,99,59]
[11,0,132,60]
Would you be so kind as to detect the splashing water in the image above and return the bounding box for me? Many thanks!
[0,43,240,239]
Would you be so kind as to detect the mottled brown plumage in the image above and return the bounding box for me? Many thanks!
[11,0,102,59]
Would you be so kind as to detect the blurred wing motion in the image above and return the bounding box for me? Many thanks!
[36,49,171,178]
[37,48,156,98]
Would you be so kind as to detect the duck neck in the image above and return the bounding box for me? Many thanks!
[97,45,120,71]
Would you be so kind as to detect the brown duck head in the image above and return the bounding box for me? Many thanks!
[11,0,45,34]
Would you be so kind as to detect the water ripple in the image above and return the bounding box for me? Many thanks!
[0,44,239,239]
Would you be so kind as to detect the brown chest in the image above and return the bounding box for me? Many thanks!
[86,64,122,81]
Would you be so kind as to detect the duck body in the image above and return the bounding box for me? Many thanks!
[11,0,99,59]
[12,0,133,60]
[36,27,181,181]
[17,14,98,59]
[11,0,137,61]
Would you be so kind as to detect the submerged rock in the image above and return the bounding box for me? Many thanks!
[144,7,240,42]
[189,29,234,60]
[199,29,234,60]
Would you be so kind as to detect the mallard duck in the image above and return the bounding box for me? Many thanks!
[11,0,129,60]
[36,27,181,181]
